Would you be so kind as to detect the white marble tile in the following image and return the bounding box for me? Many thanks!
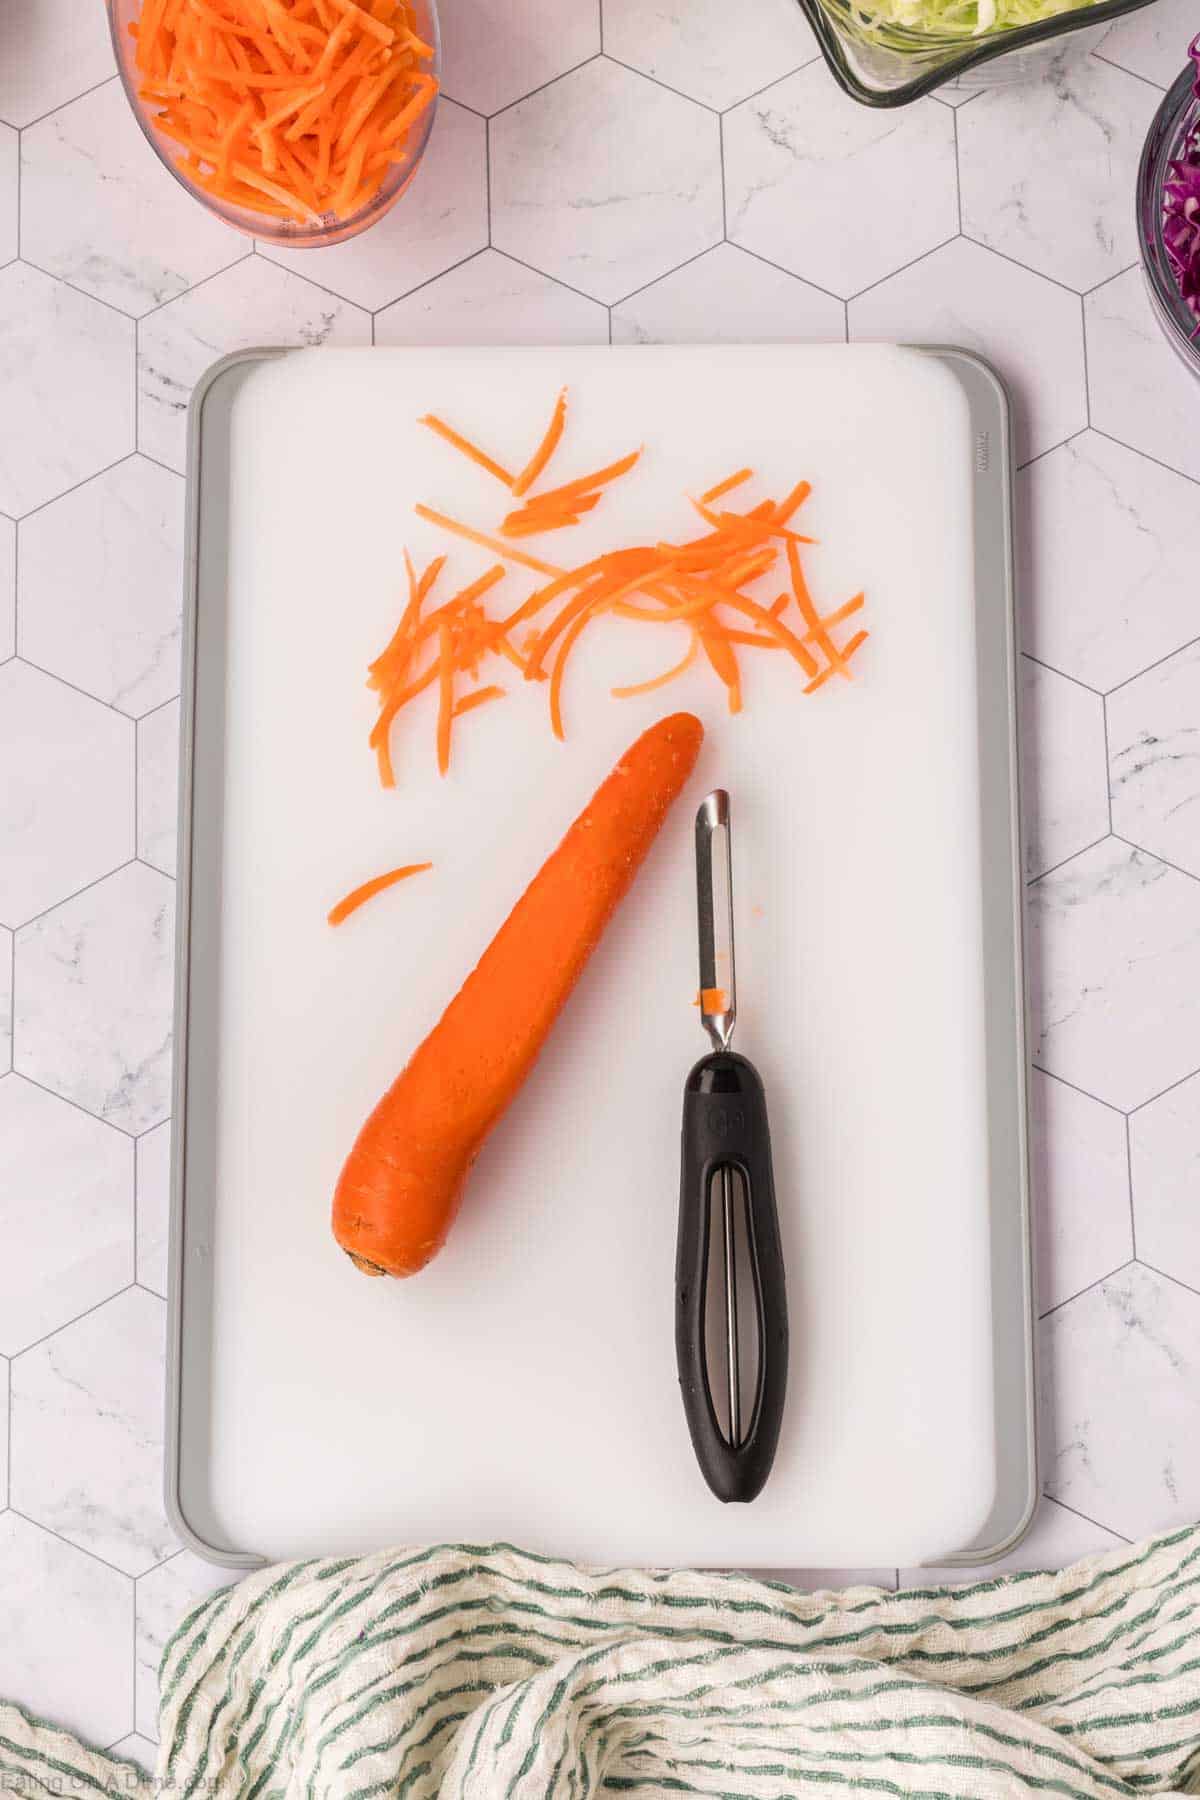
[11,1286,174,1575]
[0,1513,132,1744]
[1019,657,1109,879]
[0,1074,134,1355]
[899,1495,1127,1589]
[958,53,1158,294]
[110,1734,157,1775]
[490,59,722,304]
[612,241,844,343]
[0,661,133,928]
[0,514,14,660]
[137,258,371,475]
[725,69,956,300]
[136,1119,170,1300]
[1109,640,1200,877]
[260,102,487,311]
[1030,1068,1132,1315]
[0,263,135,517]
[604,0,817,111]
[1130,1070,1200,1293]
[1017,431,1200,694]
[14,861,174,1134]
[1099,0,1199,88]
[1086,266,1200,485]
[0,0,116,129]
[1041,1261,1200,1539]
[20,457,184,718]
[440,0,599,115]
[849,237,1087,466]
[0,123,16,266]
[135,1553,231,1740]
[21,80,246,318]
[1029,838,1200,1112]
[0,926,11,1072]
[137,700,179,878]
[376,247,608,344]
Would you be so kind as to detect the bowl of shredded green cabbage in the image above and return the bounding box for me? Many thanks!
[798,0,1161,104]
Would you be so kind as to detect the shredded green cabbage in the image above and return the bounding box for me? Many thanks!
[843,0,1097,39]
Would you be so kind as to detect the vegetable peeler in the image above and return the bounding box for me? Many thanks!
[675,791,788,1504]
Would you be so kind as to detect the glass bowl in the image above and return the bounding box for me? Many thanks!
[107,0,440,247]
[1137,60,1200,382]
[795,0,1159,105]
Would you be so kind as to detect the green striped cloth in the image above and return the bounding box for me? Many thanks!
[4,1525,1200,1798]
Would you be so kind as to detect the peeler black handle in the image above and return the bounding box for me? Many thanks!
[676,1050,788,1504]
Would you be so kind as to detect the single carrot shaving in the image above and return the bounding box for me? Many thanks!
[699,623,742,715]
[512,388,567,498]
[413,506,564,577]
[612,632,699,699]
[418,413,514,487]
[435,621,454,775]
[133,0,439,223]
[453,684,505,718]
[327,861,431,924]
[700,469,752,505]
[774,478,812,525]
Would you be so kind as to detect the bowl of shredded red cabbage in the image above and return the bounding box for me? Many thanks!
[1137,35,1200,370]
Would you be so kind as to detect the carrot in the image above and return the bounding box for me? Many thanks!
[612,632,698,699]
[413,506,564,577]
[700,469,752,505]
[332,713,704,1277]
[328,861,432,924]
[453,684,505,718]
[418,414,515,488]
[133,0,439,224]
[511,388,567,497]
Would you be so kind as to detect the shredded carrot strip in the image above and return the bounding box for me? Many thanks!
[418,414,514,487]
[454,684,505,718]
[414,506,564,577]
[700,468,752,505]
[512,388,567,498]
[804,630,869,693]
[612,632,699,699]
[327,861,431,924]
[435,621,454,775]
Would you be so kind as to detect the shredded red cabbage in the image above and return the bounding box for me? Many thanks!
[1163,35,1200,326]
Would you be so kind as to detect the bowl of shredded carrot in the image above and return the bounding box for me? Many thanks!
[108,0,440,246]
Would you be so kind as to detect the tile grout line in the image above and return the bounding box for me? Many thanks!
[1080,292,1092,429]
[8,1505,142,1584]
[1127,1061,1200,1119]
[1124,1113,1137,1262]
[484,117,493,250]
[1101,691,1114,834]
[1045,1494,1132,1544]
[1020,650,1105,699]
[1038,1256,1135,1322]
[1027,829,1113,888]
[1034,1063,1127,1120]
[1105,629,1200,699]
[1111,830,1200,889]
[8,1283,137,1362]
[1088,426,1200,494]
[1137,1259,1200,1305]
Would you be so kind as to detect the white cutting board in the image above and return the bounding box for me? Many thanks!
[185,343,1002,1569]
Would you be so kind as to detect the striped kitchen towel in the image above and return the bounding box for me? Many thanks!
[3,1523,1200,1798]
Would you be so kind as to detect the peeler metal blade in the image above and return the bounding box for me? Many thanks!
[695,789,736,1053]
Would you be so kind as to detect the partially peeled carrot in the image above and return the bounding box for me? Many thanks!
[332,712,704,1277]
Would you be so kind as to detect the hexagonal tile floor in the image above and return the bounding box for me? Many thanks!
[1,0,1199,1747]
